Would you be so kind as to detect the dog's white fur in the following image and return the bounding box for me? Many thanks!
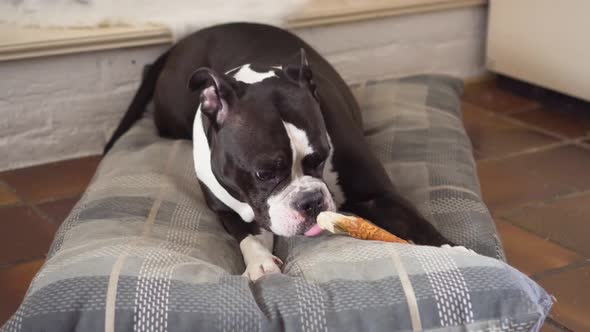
[0,0,309,40]
[323,134,345,206]
[231,64,277,84]
[284,122,314,173]
[240,229,282,281]
[267,122,336,236]
[193,103,255,222]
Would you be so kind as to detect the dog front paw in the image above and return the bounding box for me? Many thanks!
[242,256,283,281]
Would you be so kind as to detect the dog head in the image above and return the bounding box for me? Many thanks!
[189,49,340,236]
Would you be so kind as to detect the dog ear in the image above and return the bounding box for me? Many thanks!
[283,48,319,100]
[188,68,235,127]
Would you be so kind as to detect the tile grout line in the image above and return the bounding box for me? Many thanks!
[0,174,85,270]
[476,141,570,164]
[494,188,590,217]
[463,83,543,115]
[494,216,588,259]
[492,190,590,260]
[462,101,590,164]
[0,255,47,270]
[0,178,73,229]
[0,155,102,179]
[461,99,542,115]
[475,134,590,164]
[0,182,56,268]
[0,180,84,207]
[571,135,590,152]
[545,317,575,332]
[462,100,587,142]
[530,259,590,281]
[31,193,84,206]
[472,89,590,261]
[492,185,590,257]
[0,181,24,208]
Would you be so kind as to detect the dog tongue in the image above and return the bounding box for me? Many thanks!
[304,224,323,237]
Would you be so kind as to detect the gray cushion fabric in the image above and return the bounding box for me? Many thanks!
[2,75,550,332]
[352,76,505,259]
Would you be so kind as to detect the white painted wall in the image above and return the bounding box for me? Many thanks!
[0,6,487,171]
[294,6,487,82]
[0,45,168,171]
[487,0,590,101]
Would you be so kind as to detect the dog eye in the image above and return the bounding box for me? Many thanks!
[255,170,277,181]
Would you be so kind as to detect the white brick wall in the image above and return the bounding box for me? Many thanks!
[0,6,487,171]
[293,7,487,82]
[0,45,168,171]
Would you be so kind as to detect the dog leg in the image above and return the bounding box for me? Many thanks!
[240,230,283,281]
[216,210,282,281]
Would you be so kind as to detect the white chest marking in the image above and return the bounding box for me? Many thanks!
[282,122,314,178]
[231,64,277,84]
[192,105,255,222]
[323,134,346,207]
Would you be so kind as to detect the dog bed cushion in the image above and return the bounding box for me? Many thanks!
[1,75,551,332]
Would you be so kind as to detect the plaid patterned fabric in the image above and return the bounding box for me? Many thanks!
[2,76,550,332]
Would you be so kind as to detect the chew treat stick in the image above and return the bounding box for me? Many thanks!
[317,211,409,244]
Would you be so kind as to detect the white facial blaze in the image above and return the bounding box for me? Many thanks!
[323,134,346,206]
[192,105,255,222]
[229,64,277,84]
[283,122,314,178]
[267,122,336,236]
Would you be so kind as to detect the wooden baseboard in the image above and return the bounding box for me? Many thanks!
[289,0,487,28]
[0,25,170,62]
[0,0,487,62]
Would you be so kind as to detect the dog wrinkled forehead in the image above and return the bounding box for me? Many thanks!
[224,62,326,147]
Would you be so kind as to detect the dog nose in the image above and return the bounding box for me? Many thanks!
[295,190,325,218]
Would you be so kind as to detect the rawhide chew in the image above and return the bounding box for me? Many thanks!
[317,211,409,244]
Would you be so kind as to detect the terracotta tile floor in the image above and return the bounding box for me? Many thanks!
[0,157,100,325]
[465,81,590,331]
[1,81,589,330]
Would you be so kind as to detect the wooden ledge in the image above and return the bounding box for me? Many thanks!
[0,0,486,62]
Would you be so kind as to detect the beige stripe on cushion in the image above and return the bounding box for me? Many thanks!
[390,248,423,332]
[104,141,182,332]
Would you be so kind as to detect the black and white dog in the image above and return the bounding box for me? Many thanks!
[105,23,454,280]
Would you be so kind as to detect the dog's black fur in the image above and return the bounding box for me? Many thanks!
[104,23,453,246]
